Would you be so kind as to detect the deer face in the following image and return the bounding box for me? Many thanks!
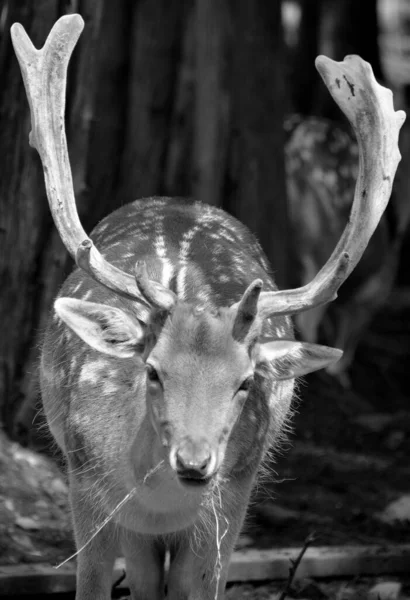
[55,282,342,488]
[145,304,257,485]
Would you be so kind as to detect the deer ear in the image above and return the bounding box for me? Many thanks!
[54,298,145,358]
[256,339,343,380]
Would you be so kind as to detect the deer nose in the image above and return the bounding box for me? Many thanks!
[176,451,211,476]
[172,440,213,481]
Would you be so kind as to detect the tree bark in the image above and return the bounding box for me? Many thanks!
[118,0,185,202]
[290,0,322,116]
[83,0,131,225]
[226,0,289,288]
[164,4,196,197]
[0,0,60,431]
[193,0,230,206]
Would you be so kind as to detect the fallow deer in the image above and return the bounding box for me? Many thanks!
[11,14,405,600]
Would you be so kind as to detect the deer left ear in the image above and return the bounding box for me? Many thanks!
[54,298,145,358]
[256,339,343,380]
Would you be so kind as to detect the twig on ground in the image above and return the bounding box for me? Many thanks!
[277,531,317,600]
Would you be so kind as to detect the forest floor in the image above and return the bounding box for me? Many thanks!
[1,301,410,598]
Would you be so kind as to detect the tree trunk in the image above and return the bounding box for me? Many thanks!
[193,0,230,206]
[226,0,289,288]
[290,0,322,116]
[84,0,132,225]
[118,0,185,202]
[0,0,60,432]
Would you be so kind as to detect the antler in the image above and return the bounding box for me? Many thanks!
[11,15,173,312]
[135,262,176,310]
[258,55,406,320]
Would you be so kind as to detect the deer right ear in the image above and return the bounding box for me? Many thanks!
[256,339,343,379]
[54,298,145,358]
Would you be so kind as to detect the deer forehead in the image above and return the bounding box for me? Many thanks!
[151,305,254,374]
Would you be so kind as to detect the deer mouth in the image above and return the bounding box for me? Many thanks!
[177,472,213,488]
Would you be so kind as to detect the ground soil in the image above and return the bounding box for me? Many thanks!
[1,300,410,598]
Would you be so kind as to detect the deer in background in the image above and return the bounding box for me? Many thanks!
[11,14,404,600]
[286,116,410,379]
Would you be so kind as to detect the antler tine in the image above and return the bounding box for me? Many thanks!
[11,15,146,304]
[258,55,406,320]
[135,262,176,311]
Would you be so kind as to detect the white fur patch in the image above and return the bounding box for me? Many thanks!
[78,359,109,385]
[176,265,188,300]
[177,225,201,297]
[71,283,83,294]
[274,325,287,338]
[154,219,174,287]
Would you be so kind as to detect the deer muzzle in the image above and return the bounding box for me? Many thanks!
[169,438,216,486]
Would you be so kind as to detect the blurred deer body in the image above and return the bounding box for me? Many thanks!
[12,14,404,600]
[286,117,403,374]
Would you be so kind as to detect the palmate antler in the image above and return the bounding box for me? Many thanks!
[10,15,175,313]
[258,56,406,319]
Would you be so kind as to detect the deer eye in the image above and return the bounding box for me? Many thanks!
[238,376,254,393]
[146,364,160,383]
